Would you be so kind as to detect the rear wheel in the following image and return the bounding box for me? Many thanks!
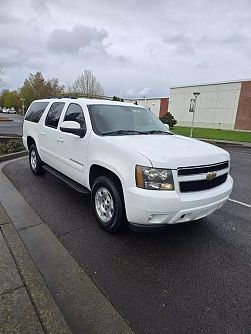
[29,144,45,175]
[91,176,126,233]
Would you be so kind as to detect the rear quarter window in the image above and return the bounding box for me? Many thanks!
[25,102,49,123]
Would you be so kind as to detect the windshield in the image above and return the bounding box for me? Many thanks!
[88,104,172,136]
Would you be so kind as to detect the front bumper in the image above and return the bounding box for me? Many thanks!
[124,175,233,225]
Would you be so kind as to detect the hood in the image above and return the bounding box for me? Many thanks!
[105,134,229,169]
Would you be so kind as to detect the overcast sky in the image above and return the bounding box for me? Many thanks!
[1,0,251,97]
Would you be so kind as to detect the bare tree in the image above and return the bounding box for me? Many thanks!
[69,70,105,98]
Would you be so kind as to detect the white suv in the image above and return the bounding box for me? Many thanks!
[22,98,233,233]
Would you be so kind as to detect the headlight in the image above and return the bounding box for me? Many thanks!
[135,165,174,190]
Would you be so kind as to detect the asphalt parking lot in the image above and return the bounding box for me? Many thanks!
[3,146,251,333]
[0,113,24,136]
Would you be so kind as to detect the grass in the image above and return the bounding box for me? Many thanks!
[172,126,251,143]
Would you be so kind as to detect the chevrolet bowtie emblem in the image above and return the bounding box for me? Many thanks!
[206,172,217,180]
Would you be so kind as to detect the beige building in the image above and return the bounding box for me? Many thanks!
[124,97,169,118]
[169,80,251,130]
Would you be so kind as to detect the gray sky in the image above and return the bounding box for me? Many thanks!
[1,0,251,97]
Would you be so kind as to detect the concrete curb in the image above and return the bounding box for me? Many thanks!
[197,138,251,148]
[0,150,28,163]
[0,157,134,334]
[0,135,22,138]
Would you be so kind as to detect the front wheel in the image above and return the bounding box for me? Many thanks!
[29,144,45,175]
[91,176,126,233]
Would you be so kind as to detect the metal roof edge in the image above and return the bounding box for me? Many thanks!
[170,78,251,89]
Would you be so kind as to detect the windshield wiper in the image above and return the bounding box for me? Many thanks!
[141,130,173,135]
[102,130,146,136]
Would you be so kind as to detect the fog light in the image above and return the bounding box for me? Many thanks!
[148,214,169,224]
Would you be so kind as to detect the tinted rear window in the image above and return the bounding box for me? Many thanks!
[25,102,49,123]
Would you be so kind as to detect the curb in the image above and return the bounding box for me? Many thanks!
[0,150,28,163]
[196,138,251,148]
[0,157,134,334]
[0,135,22,138]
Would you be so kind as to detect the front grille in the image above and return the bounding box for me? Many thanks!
[179,173,228,193]
[178,161,229,176]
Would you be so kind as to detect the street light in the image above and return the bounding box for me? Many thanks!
[190,92,200,138]
[143,96,147,107]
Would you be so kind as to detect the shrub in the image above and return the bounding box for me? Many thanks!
[0,139,24,155]
[160,112,177,129]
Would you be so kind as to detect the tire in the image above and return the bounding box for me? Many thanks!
[91,176,126,233]
[29,144,45,175]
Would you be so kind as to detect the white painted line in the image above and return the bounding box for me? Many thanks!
[228,198,251,208]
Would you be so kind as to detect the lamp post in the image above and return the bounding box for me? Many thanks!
[143,96,147,107]
[190,92,200,138]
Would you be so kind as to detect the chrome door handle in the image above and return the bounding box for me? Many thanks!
[40,132,45,136]
[57,138,64,143]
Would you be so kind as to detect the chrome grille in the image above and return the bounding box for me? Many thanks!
[177,161,229,193]
[178,161,229,176]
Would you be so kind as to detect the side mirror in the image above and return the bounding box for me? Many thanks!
[164,123,170,130]
[60,121,86,138]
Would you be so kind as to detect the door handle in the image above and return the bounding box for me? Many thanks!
[57,138,64,143]
[40,132,45,136]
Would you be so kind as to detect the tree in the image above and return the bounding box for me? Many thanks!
[112,96,124,102]
[160,112,177,129]
[69,70,104,98]
[0,90,21,109]
[19,72,64,107]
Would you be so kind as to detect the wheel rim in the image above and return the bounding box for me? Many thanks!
[95,187,114,223]
[30,150,37,170]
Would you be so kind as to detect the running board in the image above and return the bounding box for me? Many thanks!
[43,164,90,194]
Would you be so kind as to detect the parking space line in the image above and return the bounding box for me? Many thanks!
[228,198,251,208]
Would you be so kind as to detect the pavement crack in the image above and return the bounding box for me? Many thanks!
[0,285,24,297]
[18,222,42,231]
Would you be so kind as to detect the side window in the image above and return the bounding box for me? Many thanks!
[25,102,49,123]
[63,103,86,128]
[45,102,65,129]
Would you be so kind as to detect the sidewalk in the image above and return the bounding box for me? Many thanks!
[0,158,134,334]
[0,203,71,334]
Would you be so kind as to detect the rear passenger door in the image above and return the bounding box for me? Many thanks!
[56,103,89,185]
[39,102,65,170]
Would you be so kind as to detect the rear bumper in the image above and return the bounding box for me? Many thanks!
[124,175,233,225]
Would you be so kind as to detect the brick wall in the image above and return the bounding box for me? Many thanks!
[235,81,251,130]
[159,98,169,117]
